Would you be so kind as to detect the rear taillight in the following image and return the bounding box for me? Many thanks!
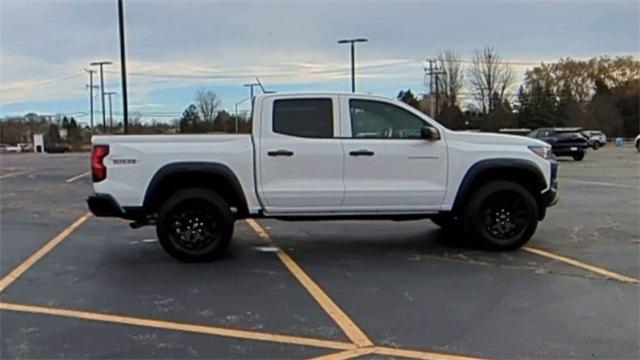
[91,145,109,182]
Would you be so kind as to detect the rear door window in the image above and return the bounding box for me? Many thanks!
[272,99,334,138]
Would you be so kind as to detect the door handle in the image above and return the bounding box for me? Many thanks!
[267,149,294,157]
[349,149,375,157]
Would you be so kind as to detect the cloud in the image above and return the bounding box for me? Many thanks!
[1,0,638,117]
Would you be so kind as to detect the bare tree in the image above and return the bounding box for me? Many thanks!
[195,89,221,122]
[436,50,464,109]
[468,47,515,114]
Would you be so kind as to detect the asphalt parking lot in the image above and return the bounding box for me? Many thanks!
[1,146,638,359]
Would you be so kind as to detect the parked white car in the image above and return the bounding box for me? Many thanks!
[0,144,23,153]
[88,92,558,262]
[581,130,607,148]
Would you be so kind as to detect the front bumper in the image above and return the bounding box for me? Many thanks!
[540,161,559,207]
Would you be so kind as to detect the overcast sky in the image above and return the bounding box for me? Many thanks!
[0,0,638,122]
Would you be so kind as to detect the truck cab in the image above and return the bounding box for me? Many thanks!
[255,94,447,215]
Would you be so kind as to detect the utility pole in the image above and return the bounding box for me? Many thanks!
[243,83,259,114]
[84,69,96,132]
[234,97,249,134]
[105,91,116,133]
[427,59,435,118]
[234,102,239,133]
[90,61,112,132]
[424,59,445,119]
[435,71,441,119]
[487,53,493,114]
[117,0,129,134]
[337,38,368,93]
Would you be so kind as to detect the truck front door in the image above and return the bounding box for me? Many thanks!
[339,97,447,211]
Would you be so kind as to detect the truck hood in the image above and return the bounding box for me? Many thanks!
[446,130,548,147]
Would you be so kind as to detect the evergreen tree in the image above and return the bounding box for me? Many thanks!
[179,104,203,133]
[47,123,61,142]
[397,89,420,109]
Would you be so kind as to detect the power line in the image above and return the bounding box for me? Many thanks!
[0,73,83,93]
[103,60,418,80]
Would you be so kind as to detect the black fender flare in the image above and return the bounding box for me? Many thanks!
[451,158,547,213]
[142,162,249,215]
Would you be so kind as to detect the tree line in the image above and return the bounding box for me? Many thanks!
[0,114,85,148]
[398,49,639,137]
[2,50,637,146]
[179,90,251,134]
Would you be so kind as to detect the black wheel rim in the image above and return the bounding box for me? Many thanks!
[166,199,220,252]
[480,190,529,241]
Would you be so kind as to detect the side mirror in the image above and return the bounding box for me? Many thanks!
[420,126,440,141]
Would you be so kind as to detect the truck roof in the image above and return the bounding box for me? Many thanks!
[254,92,395,101]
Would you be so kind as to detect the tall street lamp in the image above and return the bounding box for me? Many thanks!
[243,82,260,114]
[90,61,113,131]
[337,38,368,93]
[117,0,129,134]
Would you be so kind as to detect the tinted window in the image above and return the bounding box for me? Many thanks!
[349,100,425,139]
[273,99,333,138]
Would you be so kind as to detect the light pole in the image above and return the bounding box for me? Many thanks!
[117,0,129,134]
[105,91,117,133]
[243,82,260,114]
[337,38,367,93]
[90,61,112,131]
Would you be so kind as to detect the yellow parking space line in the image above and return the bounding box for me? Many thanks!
[309,347,376,360]
[245,219,271,241]
[523,246,640,285]
[245,219,374,348]
[0,170,31,180]
[65,171,90,183]
[373,346,484,360]
[0,301,355,351]
[0,212,92,293]
[275,250,374,347]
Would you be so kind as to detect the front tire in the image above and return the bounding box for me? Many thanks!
[463,181,538,251]
[572,152,585,161]
[157,188,234,262]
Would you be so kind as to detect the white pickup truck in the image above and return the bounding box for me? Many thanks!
[88,93,558,262]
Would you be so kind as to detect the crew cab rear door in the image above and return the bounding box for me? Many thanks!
[256,95,344,213]
[339,95,447,211]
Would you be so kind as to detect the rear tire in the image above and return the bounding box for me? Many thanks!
[592,142,600,150]
[636,140,640,152]
[572,152,585,161]
[463,181,538,251]
[157,188,234,262]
